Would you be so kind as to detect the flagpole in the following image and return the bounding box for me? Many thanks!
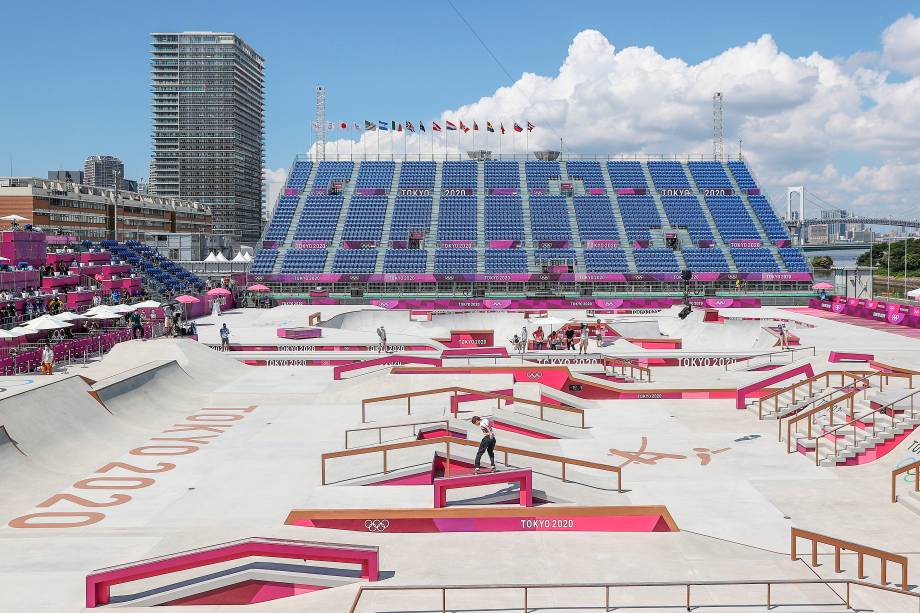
[377,128,380,161]
[526,122,529,161]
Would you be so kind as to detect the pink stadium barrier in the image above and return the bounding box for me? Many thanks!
[829,351,874,363]
[433,468,533,508]
[440,346,509,359]
[735,363,815,409]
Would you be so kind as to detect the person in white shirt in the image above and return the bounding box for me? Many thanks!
[41,343,54,375]
[471,415,496,472]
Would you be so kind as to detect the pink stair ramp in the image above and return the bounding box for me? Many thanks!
[433,468,533,508]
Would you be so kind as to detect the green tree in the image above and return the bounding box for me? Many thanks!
[811,255,834,270]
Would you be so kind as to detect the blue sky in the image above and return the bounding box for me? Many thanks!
[1,0,918,203]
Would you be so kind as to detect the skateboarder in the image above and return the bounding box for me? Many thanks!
[376,325,387,353]
[471,415,496,473]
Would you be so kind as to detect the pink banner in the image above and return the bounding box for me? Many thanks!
[356,188,386,195]
[439,240,473,249]
[535,240,571,248]
[617,188,646,195]
[488,188,519,195]
[488,240,521,249]
[585,240,620,249]
[283,187,299,196]
[729,239,762,248]
[746,188,761,195]
[587,188,607,195]
[342,240,378,249]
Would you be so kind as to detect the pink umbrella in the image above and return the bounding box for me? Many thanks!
[812,282,833,290]
[175,295,200,304]
[247,284,269,292]
[206,287,231,296]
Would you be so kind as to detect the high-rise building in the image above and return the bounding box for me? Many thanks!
[47,170,84,184]
[820,209,848,240]
[84,155,125,189]
[149,32,265,244]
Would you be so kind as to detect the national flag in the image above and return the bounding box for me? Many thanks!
[397,123,403,132]
[459,121,469,133]
[487,121,495,133]
[406,121,415,133]
[432,121,442,132]
[446,120,457,131]
[527,121,535,132]
[378,120,388,131]
[312,121,321,130]
[327,122,334,131]
[513,122,523,132]
[391,121,396,130]
[473,121,479,131]
[354,122,361,131]
[340,122,347,129]
[419,121,426,132]
[500,123,506,134]
[365,120,376,131]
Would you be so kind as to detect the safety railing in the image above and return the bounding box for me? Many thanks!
[346,578,920,613]
[360,386,586,428]
[892,459,920,503]
[725,345,816,373]
[782,371,914,451]
[791,528,909,590]
[344,419,451,448]
[758,369,872,421]
[601,356,652,382]
[320,436,622,491]
[814,387,920,466]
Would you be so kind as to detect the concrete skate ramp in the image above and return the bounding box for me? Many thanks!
[91,360,199,427]
[83,338,247,389]
[605,319,665,339]
[652,309,775,351]
[0,376,141,472]
[321,310,536,347]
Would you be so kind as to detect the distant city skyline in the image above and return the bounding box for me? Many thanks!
[2,1,920,217]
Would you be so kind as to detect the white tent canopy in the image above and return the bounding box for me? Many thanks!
[231,251,247,262]
[907,288,920,299]
[54,311,87,321]
[24,315,73,330]
[214,252,229,262]
[133,300,162,308]
[203,252,218,262]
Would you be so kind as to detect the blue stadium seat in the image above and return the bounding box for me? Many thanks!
[341,195,388,242]
[280,249,326,273]
[529,195,572,242]
[583,249,629,272]
[389,196,432,242]
[662,196,714,242]
[618,195,661,241]
[731,248,780,272]
[647,161,690,189]
[566,161,605,189]
[484,160,521,189]
[355,161,395,189]
[682,248,729,272]
[383,249,427,273]
[484,249,528,273]
[438,196,477,241]
[524,161,560,190]
[331,249,378,274]
[687,161,732,189]
[633,248,679,272]
[434,248,477,274]
[485,196,524,241]
[573,195,621,241]
[607,161,648,189]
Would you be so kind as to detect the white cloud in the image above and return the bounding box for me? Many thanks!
[263,167,287,216]
[883,14,920,74]
[313,17,920,218]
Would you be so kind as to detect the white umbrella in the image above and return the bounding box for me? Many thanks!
[109,304,137,313]
[0,214,28,222]
[84,305,119,316]
[133,300,162,308]
[907,288,920,299]
[7,326,35,337]
[0,329,26,339]
[54,311,87,321]
[24,315,73,330]
[87,311,123,320]
[529,316,568,328]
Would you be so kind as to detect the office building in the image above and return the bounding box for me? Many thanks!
[47,170,85,184]
[0,176,211,242]
[84,155,125,189]
[149,31,265,244]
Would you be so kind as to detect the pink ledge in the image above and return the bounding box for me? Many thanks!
[333,354,442,380]
[433,468,534,508]
[85,538,378,608]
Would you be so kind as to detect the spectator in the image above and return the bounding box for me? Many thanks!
[41,343,54,375]
[532,326,545,351]
[564,327,575,350]
[219,323,231,350]
[130,310,144,340]
[579,323,590,354]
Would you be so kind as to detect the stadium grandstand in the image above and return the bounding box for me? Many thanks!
[253,153,811,301]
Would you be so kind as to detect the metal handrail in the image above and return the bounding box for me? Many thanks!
[725,345,816,372]
[893,459,920,503]
[360,385,585,428]
[791,527,909,590]
[815,387,920,466]
[779,370,894,441]
[601,356,652,382]
[344,419,451,448]
[347,578,920,613]
[758,369,873,420]
[320,435,622,491]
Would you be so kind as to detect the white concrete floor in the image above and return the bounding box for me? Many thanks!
[0,305,918,612]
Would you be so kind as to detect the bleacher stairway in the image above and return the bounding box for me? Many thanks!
[683,164,738,273]
[374,162,401,273]
[272,162,320,274]
[600,163,637,273]
[323,163,361,273]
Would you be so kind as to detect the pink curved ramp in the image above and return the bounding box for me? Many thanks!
[333,354,442,380]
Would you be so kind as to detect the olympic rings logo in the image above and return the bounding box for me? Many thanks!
[364,519,390,532]
[526,372,543,380]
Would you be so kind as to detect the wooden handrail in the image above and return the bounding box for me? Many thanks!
[816,387,920,466]
[757,370,872,419]
[320,436,622,491]
[783,387,863,452]
[892,459,920,503]
[344,419,451,448]
[726,345,816,372]
[360,386,586,428]
[308,312,321,326]
[347,578,919,613]
[791,528,908,590]
[601,356,652,382]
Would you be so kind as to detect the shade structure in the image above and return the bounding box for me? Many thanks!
[175,295,200,304]
[206,287,231,296]
[8,326,36,337]
[85,305,121,317]
[907,288,920,299]
[0,328,28,339]
[214,252,229,262]
[54,311,87,322]
[247,284,269,292]
[133,300,162,308]
[87,311,123,320]
[0,214,28,222]
[812,282,834,290]
[203,252,218,262]
[109,304,137,314]
[24,315,73,330]
[231,251,247,262]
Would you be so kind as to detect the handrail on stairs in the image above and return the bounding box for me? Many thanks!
[892,459,920,503]
[813,387,920,466]
[757,369,873,420]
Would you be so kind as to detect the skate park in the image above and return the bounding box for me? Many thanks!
[1,301,919,612]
